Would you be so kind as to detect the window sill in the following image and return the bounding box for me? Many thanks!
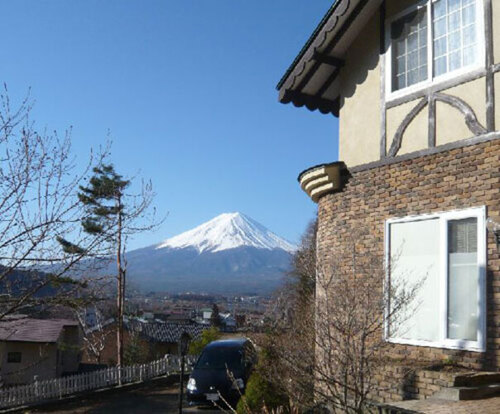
[386,337,485,353]
[385,64,486,106]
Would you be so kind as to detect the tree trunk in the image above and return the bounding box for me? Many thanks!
[116,196,124,368]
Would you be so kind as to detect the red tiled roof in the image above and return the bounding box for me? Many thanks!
[0,318,78,343]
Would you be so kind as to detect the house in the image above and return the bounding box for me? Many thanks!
[200,308,213,322]
[127,319,207,358]
[0,317,81,385]
[278,0,500,404]
[82,318,207,365]
[220,313,237,333]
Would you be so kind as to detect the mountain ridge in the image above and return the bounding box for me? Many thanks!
[125,212,296,294]
[154,212,296,254]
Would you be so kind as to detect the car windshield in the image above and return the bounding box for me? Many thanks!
[195,346,243,371]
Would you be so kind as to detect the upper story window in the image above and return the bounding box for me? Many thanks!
[387,0,484,97]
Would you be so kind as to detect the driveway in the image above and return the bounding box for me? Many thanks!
[20,380,222,414]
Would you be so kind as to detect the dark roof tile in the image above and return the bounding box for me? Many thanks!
[0,318,78,343]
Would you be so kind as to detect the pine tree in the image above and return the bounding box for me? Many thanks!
[59,160,159,368]
[77,164,130,367]
[210,303,221,328]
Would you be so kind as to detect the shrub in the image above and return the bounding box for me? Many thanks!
[188,326,221,355]
[236,369,288,414]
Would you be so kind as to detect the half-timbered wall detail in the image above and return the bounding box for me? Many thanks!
[337,0,499,169]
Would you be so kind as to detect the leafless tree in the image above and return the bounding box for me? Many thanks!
[0,87,110,320]
[259,220,316,411]
[75,306,114,364]
[261,226,422,414]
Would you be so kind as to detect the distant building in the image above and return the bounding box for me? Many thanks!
[220,313,237,333]
[0,317,81,385]
[83,318,208,365]
[200,308,212,321]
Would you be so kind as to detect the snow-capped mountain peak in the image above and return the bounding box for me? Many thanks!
[156,212,296,254]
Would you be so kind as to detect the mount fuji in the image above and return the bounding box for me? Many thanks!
[124,213,297,294]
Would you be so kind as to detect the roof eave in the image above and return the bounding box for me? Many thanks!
[277,0,379,116]
[276,0,343,91]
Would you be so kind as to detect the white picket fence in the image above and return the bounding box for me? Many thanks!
[0,354,196,409]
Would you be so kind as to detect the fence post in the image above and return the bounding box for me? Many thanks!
[33,375,39,399]
[58,378,62,399]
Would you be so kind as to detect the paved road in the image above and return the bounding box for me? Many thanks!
[23,381,221,414]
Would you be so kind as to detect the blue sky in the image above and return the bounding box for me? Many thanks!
[1,0,339,249]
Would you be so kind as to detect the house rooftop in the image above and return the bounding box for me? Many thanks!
[276,0,341,90]
[126,319,207,343]
[0,318,78,343]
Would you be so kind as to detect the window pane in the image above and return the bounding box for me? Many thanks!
[408,51,418,70]
[389,219,441,342]
[449,50,462,70]
[434,17,447,37]
[463,24,476,46]
[448,11,461,32]
[434,56,447,76]
[434,37,447,57]
[396,56,406,73]
[463,4,475,25]
[434,0,447,19]
[419,27,428,45]
[449,0,461,12]
[463,45,476,66]
[391,8,428,91]
[448,32,461,51]
[408,33,418,52]
[419,47,428,65]
[396,74,406,90]
[447,218,478,341]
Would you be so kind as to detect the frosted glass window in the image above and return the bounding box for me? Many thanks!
[447,218,478,341]
[387,208,485,351]
[389,219,440,342]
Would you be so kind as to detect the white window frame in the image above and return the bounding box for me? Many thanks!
[384,206,487,352]
[385,0,486,101]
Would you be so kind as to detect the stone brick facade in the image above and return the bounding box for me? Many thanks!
[373,366,463,402]
[316,138,500,401]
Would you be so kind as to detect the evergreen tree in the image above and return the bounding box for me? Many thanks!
[210,303,222,328]
[59,162,158,367]
[76,164,129,367]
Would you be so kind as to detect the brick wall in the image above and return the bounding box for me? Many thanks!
[316,139,500,401]
[370,365,459,402]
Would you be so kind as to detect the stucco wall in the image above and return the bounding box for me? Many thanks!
[386,99,428,155]
[385,77,488,156]
[436,78,487,146]
[338,0,495,167]
[1,342,57,385]
[339,8,381,167]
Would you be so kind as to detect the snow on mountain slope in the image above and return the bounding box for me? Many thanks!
[156,212,296,254]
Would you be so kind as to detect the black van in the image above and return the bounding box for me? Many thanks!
[186,338,256,407]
